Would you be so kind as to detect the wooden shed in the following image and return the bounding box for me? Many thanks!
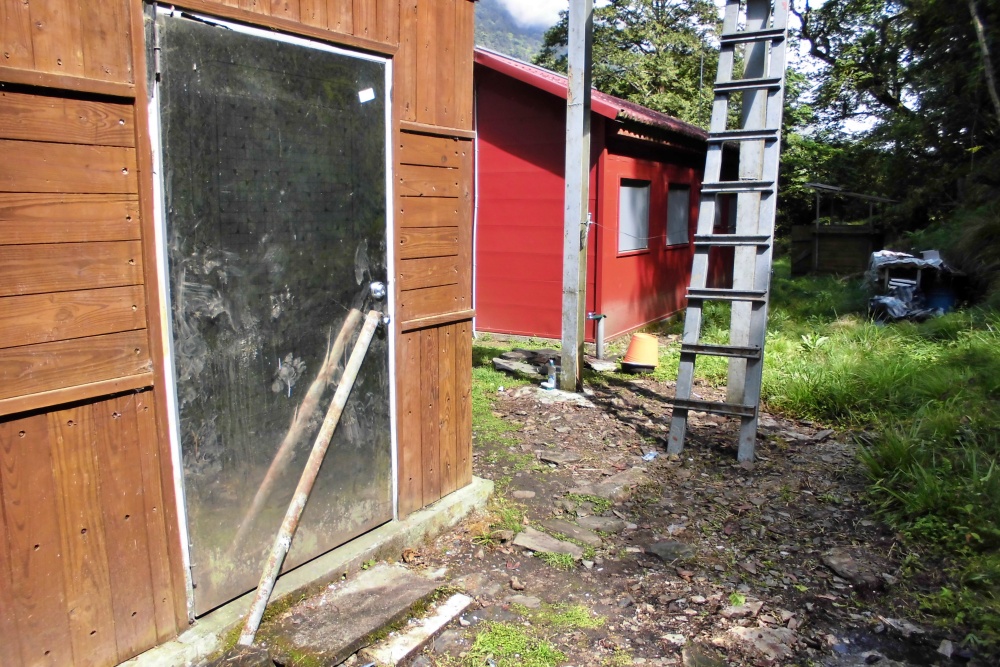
[473,48,732,342]
[0,1,475,664]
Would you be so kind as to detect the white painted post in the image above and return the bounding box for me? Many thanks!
[560,0,593,392]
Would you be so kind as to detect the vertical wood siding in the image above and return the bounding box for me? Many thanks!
[396,320,472,516]
[0,389,180,667]
[394,0,475,518]
[396,0,473,130]
[184,0,400,48]
[0,0,134,86]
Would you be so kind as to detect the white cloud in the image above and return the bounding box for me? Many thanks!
[497,0,566,29]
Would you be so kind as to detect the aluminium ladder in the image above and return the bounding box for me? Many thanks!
[667,0,790,462]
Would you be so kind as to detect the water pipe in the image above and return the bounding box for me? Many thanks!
[587,312,607,359]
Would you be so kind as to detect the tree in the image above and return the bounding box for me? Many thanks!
[535,0,720,126]
[792,0,1000,232]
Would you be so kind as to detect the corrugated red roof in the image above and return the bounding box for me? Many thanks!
[474,47,708,143]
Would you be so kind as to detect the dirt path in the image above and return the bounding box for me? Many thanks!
[398,372,985,667]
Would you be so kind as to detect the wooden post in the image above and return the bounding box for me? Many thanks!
[814,190,821,272]
[560,0,593,392]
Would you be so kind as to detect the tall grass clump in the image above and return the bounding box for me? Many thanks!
[743,259,1000,646]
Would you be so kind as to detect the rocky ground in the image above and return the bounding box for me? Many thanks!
[384,360,987,667]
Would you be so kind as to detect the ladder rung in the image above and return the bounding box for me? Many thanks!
[670,398,757,419]
[693,234,771,247]
[708,129,780,143]
[720,28,787,46]
[715,77,783,93]
[701,180,775,194]
[680,343,762,359]
[686,288,767,302]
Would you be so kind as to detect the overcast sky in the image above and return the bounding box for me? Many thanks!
[496,0,567,28]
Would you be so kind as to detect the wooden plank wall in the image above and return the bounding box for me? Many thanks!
[0,77,188,663]
[0,0,477,663]
[176,0,400,51]
[790,225,883,276]
[0,390,179,666]
[0,0,135,94]
[395,0,476,517]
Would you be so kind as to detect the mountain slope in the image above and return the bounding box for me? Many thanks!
[474,0,548,61]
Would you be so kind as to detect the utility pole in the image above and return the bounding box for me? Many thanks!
[560,0,593,391]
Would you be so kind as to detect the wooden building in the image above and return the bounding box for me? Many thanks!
[0,1,475,664]
[473,48,732,342]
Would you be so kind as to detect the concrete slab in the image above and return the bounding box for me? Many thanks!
[358,593,473,666]
[124,477,493,667]
[538,518,602,547]
[265,564,439,666]
[568,467,647,501]
[512,526,584,559]
[535,449,582,465]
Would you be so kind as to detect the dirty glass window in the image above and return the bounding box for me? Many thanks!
[618,179,650,252]
[666,185,691,246]
[157,13,391,615]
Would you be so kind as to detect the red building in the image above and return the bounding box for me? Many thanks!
[474,48,732,342]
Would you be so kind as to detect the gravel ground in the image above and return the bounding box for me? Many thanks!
[392,371,987,667]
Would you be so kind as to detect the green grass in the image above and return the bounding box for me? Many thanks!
[464,621,566,667]
[537,551,576,570]
[563,493,614,514]
[603,649,634,667]
[471,341,532,447]
[528,603,605,629]
[470,496,526,547]
[691,258,1000,648]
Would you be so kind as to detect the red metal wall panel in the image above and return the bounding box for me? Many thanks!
[597,152,701,339]
[475,68,598,340]
[474,65,730,342]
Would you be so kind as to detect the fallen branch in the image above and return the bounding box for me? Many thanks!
[228,308,364,555]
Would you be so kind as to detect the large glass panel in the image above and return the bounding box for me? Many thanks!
[157,13,391,614]
[666,185,691,246]
[618,180,650,252]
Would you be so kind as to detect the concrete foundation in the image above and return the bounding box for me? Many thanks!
[122,477,493,667]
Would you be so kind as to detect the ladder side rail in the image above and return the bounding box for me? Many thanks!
[671,0,738,456]
[670,0,792,458]
[727,0,774,405]
[737,0,791,461]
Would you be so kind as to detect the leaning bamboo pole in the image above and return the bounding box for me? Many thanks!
[238,309,382,646]
[229,307,364,555]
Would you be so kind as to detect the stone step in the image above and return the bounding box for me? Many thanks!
[260,564,440,666]
[358,593,473,666]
